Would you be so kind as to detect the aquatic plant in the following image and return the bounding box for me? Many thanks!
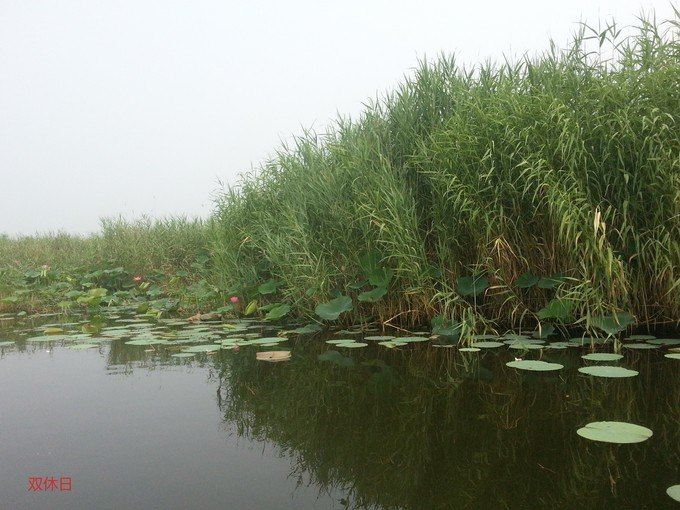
[211,14,680,332]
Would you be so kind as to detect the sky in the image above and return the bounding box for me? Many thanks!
[0,0,675,236]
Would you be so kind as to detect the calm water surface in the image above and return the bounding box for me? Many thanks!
[0,312,678,509]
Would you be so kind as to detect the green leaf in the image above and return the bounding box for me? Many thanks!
[578,365,638,378]
[431,316,462,341]
[590,312,635,336]
[291,323,322,334]
[506,360,563,371]
[357,286,387,302]
[265,304,291,321]
[537,274,565,289]
[358,251,381,274]
[582,353,623,361]
[456,275,489,297]
[667,485,680,502]
[532,323,555,338]
[576,421,652,444]
[368,267,393,287]
[258,279,280,295]
[470,341,504,348]
[537,298,575,321]
[515,272,540,288]
[315,295,353,320]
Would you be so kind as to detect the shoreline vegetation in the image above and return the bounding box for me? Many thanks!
[2,15,679,339]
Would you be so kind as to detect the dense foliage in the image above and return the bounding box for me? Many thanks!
[212,17,680,331]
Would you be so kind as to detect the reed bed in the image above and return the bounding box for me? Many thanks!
[212,15,680,329]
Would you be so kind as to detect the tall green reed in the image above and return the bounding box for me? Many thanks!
[212,15,680,329]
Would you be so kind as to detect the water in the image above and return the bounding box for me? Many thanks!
[1,312,678,509]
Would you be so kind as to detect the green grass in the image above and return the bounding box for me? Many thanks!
[0,215,208,274]
[212,15,680,330]
[0,216,212,313]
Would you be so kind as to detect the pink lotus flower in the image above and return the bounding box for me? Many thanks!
[133,275,142,282]
[230,296,239,303]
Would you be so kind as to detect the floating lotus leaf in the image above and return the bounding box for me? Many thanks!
[77,337,112,343]
[456,275,489,297]
[576,421,652,444]
[68,343,98,350]
[667,485,680,502]
[622,343,658,350]
[315,295,353,320]
[219,338,244,344]
[0,341,15,347]
[582,353,623,361]
[25,335,72,343]
[336,342,367,348]
[326,339,354,344]
[364,335,395,341]
[125,339,167,345]
[626,334,655,340]
[648,338,680,346]
[578,365,638,378]
[256,350,291,362]
[394,336,430,343]
[43,327,64,334]
[507,342,544,350]
[459,347,480,352]
[665,353,680,360]
[546,342,569,349]
[470,341,504,348]
[378,341,407,348]
[504,338,544,345]
[171,353,195,358]
[318,350,355,367]
[182,344,220,353]
[245,337,287,345]
[506,360,563,371]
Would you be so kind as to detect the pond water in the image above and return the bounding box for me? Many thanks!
[0,310,678,509]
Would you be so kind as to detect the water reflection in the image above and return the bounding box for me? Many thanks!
[214,340,679,509]
[1,313,678,509]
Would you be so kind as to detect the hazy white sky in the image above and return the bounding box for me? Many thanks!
[0,0,674,235]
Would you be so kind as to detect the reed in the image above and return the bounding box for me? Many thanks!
[212,15,679,329]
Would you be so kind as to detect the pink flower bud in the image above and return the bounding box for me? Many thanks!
[230,296,239,303]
